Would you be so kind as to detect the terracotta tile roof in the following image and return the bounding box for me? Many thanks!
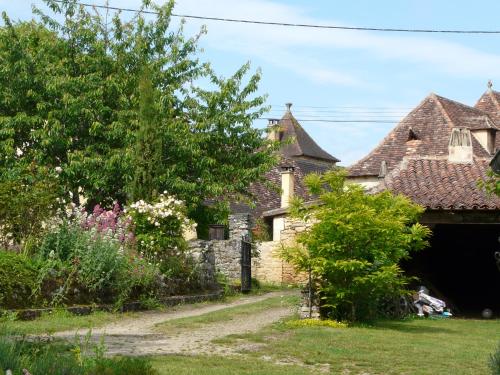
[232,157,333,218]
[348,93,496,177]
[475,90,500,123]
[475,89,500,150]
[374,157,500,210]
[278,110,340,163]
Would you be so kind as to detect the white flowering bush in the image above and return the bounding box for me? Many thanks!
[126,193,199,289]
[127,193,192,263]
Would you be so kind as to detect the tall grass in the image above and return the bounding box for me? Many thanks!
[0,333,157,375]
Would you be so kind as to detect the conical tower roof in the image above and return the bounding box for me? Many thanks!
[277,104,340,163]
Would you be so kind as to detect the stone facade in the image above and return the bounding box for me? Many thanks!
[188,213,251,282]
[188,212,309,286]
[253,216,311,285]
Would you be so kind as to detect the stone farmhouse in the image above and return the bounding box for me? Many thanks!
[347,86,500,314]
[232,103,340,283]
[248,88,500,314]
[199,90,499,315]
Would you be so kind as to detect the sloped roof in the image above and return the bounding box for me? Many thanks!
[231,157,333,218]
[475,89,500,150]
[475,89,500,123]
[348,93,496,177]
[279,110,340,163]
[374,157,500,210]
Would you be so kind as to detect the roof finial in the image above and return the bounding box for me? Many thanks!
[487,79,493,91]
[285,102,292,112]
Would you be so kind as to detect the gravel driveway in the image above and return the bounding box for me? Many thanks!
[53,291,297,356]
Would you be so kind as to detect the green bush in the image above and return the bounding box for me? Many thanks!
[37,221,87,262]
[0,168,60,251]
[34,218,164,306]
[490,342,500,375]
[0,335,157,375]
[0,337,85,375]
[282,170,431,322]
[0,251,39,308]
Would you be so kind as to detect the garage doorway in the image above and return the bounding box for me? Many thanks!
[402,224,500,317]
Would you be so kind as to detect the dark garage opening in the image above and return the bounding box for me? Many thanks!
[402,224,500,317]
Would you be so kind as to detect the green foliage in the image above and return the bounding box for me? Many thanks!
[252,217,271,242]
[0,251,39,308]
[0,1,278,216]
[0,167,60,250]
[0,334,157,375]
[128,69,163,202]
[34,217,162,306]
[490,342,500,375]
[93,357,158,375]
[479,169,500,197]
[282,170,431,322]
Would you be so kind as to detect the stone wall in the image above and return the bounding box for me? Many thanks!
[188,212,309,286]
[187,240,217,289]
[188,213,250,282]
[253,216,311,285]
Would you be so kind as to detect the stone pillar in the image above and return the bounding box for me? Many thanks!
[228,213,251,241]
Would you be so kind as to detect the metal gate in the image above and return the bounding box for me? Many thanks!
[241,235,252,293]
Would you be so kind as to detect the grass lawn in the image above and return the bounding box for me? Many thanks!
[152,317,500,375]
[0,309,133,335]
[150,355,313,375]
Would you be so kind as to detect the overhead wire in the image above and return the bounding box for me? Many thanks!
[52,0,500,35]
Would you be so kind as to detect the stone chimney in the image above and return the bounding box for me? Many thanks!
[267,118,281,141]
[280,165,295,208]
[448,128,473,163]
[378,160,387,178]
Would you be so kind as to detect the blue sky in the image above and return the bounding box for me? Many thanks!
[3,0,500,165]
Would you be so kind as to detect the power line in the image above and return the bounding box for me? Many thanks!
[267,110,407,115]
[270,105,413,109]
[256,118,396,124]
[53,0,500,35]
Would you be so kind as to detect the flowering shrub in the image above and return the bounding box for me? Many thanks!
[79,202,135,247]
[126,194,203,293]
[127,193,193,264]
[33,202,163,306]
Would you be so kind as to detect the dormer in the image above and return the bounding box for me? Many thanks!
[470,127,496,155]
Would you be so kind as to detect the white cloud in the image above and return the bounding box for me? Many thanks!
[169,0,500,83]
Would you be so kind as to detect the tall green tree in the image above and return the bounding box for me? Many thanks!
[0,0,278,214]
[282,171,431,322]
[129,70,163,202]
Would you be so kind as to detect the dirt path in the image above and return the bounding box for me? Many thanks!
[53,291,297,356]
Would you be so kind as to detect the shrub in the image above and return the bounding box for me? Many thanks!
[490,342,500,375]
[282,170,431,322]
[127,193,191,263]
[0,167,60,251]
[34,210,158,306]
[0,334,157,375]
[127,194,202,294]
[0,251,39,308]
